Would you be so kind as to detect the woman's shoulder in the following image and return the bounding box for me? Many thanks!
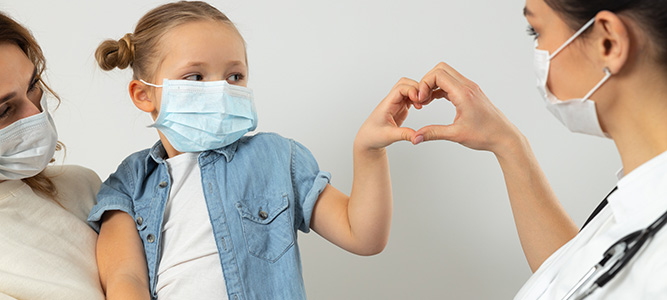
[44,165,101,222]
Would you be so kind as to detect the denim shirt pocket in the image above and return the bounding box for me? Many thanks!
[235,193,295,262]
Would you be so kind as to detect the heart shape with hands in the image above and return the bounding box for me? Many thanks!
[356,62,519,154]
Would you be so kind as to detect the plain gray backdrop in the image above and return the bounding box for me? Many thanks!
[2,0,621,299]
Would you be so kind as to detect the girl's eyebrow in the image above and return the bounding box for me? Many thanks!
[227,61,245,67]
[180,61,207,68]
[174,60,246,73]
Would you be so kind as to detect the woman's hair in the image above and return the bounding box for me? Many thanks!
[0,11,61,200]
[95,1,244,80]
[544,0,667,67]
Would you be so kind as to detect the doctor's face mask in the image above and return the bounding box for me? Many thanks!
[533,17,612,138]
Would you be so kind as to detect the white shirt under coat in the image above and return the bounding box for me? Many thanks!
[515,150,667,299]
[156,152,228,299]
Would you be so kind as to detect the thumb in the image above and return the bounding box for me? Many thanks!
[414,124,458,144]
[392,127,417,144]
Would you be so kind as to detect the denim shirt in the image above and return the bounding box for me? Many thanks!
[88,133,331,300]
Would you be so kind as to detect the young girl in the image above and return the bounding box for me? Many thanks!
[88,1,420,299]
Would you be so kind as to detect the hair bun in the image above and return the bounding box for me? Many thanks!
[95,33,135,71]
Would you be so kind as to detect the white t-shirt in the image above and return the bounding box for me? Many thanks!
[515,150,667,299]
[0,165,104,300]
[156,152,228,299]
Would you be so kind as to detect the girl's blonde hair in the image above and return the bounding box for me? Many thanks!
[0,11,63,200]
[95,1,244,80]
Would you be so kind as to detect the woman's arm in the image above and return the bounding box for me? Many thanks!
[310,78,420,256]
[414,62,577,271]
[494,133,578,271]
[97,210,151,299]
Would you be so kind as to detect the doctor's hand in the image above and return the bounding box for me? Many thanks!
[413,62,523,155]
[355,77,420,151]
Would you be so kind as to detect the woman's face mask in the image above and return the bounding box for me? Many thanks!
[0,91,58,180]
[533,17,612,138]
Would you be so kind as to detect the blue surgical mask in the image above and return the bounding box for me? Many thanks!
[141,79,258,152]
[0,92,58,180]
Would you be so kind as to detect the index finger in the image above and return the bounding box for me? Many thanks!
[387,83,419,106]
[418,62,472,103]
[418,69,462,106]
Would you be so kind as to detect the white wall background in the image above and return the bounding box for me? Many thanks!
[2,0,621,299]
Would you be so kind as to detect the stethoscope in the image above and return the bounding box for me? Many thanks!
[562,208,667,299]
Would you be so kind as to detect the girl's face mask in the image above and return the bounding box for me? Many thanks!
[142,79,258,152]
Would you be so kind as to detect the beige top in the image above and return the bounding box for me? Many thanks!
[0,165,104,300]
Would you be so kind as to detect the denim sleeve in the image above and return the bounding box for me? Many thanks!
[87,159,136,233]
[290,139,331,233]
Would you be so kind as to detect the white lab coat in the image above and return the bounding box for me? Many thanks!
[515,150,667,299]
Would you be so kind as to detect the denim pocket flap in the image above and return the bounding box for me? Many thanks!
[236,194,289,225]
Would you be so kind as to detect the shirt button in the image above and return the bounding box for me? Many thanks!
[258,211,269,220]
[136,216,143,226]
[147,234,156,243]
[158,181,168,188]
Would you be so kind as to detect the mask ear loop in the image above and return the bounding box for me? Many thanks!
[582,67,612,101]
[549,17,597,60]
[139,79,163,88]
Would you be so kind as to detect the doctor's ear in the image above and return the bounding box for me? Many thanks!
[129,79,157,113]
[594,11,631,75]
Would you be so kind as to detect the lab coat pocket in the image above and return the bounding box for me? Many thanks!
[236,194,294,262]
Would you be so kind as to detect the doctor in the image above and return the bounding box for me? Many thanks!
[411,0,667,299]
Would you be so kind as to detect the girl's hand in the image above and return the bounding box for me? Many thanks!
[355,78,420,151]
[414,62,523,155]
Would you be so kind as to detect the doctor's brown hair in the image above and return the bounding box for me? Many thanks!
[95,1,245,81]
[545,0,667,67]
[0,11,62,200]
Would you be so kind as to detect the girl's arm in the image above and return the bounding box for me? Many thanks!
[310,78,420,256]
[414,63,577,271]
[97,210,151,299]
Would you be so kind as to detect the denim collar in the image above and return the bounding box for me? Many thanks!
[145,140,239,169]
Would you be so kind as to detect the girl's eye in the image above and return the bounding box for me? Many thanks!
[226,73,245,83]
[184,74,204,81]
[526,25,540,40]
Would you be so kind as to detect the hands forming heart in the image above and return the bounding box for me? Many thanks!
[355,62,522,155]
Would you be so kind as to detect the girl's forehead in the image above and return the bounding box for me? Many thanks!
[156,20,246,73]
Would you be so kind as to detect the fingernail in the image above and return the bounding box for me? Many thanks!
[417,91,422,101]
[414,135,424,145]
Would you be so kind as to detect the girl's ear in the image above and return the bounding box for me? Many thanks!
[129,79,157,113]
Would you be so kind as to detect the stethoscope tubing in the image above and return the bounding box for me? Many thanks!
[563,209,667,300]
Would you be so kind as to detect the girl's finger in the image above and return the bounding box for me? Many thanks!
[392,127,417,144]
[387,83,419,106]
[415,89,449,108]
[414,124,458,143]
[418,67,462,105]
